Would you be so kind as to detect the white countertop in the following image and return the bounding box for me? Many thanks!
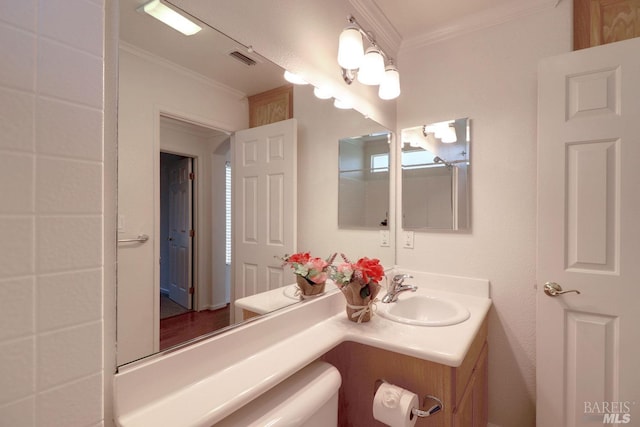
[234,282,338,315]
[114,270,491,427]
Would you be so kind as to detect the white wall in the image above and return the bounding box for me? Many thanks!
[0,0,107,425]
[117,45,247,365]
[396,3,572,426]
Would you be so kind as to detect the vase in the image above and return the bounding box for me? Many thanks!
[295,275,326,298]
[341,280,381,323]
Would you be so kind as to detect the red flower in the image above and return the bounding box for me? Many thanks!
[354,257,384,284]
[286,252,310,264]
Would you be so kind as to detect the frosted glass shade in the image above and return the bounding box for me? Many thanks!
[337,27,364,70]
[357,47,385,85]
[283,71,308,85]
[441,125,457,143]
[333,98,352,109]
[378,65,401,100]
[313,86,332,99]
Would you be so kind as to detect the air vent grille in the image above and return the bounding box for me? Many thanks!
[228,51,257,66]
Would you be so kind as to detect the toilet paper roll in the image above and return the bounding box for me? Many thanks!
[372,382,419,427]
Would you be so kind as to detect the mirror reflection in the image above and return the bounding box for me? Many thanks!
[338,132,391,229]
[401,118,470,230]
[117,0,393,367]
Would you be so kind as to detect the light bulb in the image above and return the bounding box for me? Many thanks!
[313,86,332,99]
[337,27,364,70]
[333,98,352,109]
[283,71,308,85]
[441,124,457,143]
[378,65,400,100]
[357,47,385,85]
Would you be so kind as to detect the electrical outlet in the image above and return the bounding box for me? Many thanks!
[403,231,414,249]
[379,230,390,247]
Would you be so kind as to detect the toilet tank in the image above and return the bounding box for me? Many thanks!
[215,361,341,426]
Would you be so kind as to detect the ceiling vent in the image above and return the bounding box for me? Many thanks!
[228,50,257,66]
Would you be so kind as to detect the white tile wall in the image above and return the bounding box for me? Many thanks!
[0,0,105,425]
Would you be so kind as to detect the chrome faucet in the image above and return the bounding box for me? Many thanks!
[381,274,417,303]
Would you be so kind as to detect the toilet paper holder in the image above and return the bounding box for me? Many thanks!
[374,380,443,418]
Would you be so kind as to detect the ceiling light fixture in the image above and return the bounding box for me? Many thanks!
[337,15,400,100]
[138,0,202,36]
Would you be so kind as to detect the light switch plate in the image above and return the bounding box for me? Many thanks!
[403,231,414,249]
[379,230,390,247]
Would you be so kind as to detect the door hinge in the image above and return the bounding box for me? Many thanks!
[189,229,195,237]
[189,287,194,294]
[189,172,195,180]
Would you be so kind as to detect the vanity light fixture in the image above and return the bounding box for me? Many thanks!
[138,0,202,36]
[423,121,457,143]
[337,15,400,100]
[283,71,309,85]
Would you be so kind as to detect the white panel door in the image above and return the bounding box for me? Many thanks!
[167,157,193,309]
[537,37,640,427]
[232,119,297,313]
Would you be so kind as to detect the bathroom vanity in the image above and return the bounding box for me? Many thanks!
[113,271,491,427]
[322,319,488,426]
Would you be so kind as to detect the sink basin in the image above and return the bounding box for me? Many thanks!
[378,294,470,326]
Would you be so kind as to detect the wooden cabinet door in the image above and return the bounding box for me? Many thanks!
[574,0,640,50]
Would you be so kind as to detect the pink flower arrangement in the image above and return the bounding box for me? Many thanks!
[331,254,386,322]
[280,252,336,284]
[331,255,385,287]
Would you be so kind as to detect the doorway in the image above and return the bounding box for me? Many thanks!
[160,152,193,318]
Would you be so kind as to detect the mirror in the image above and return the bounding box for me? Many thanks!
[401,118,470,230]
[117,0,394,366]
[338,132,391,229]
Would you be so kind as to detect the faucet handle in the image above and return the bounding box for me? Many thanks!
[392,274,413,285]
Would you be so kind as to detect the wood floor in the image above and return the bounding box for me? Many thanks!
[159,305,231,350]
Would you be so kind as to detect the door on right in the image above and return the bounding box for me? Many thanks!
[537,37,640,426]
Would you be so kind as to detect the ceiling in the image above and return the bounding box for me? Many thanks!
[373,0,525,41]
[119,0,286,96]
[120,0,543,97]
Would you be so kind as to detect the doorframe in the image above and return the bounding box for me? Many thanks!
[151,106,232,350]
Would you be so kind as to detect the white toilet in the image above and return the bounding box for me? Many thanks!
[215,361,342,426]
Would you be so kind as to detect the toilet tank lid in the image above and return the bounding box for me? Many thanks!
[215,361,341,426]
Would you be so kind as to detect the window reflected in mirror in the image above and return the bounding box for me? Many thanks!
[338,132,391,229]
[401,118,470,231]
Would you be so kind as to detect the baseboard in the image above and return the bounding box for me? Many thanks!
[206,302,228,311]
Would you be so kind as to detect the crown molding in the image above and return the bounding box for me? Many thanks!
[348,0,403,58]
[401,0,560,52]
[119,41,248,101]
